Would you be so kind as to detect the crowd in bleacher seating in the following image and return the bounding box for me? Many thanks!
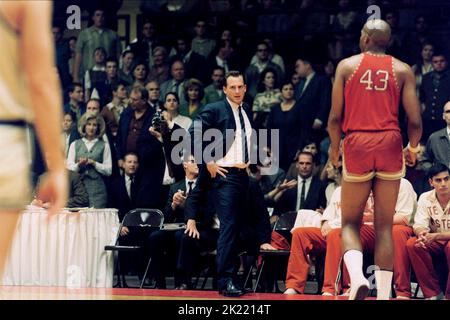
[36,0,450,297]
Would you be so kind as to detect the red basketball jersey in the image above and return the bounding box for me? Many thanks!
[342,53,401,133]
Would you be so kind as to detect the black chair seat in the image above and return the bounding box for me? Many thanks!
[104,245,142,251]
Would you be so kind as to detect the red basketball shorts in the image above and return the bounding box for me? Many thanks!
[342,130,405,182]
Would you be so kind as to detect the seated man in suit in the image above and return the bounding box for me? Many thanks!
[272,151,327,237]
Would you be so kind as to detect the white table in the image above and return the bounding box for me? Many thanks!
[3,206,119,288]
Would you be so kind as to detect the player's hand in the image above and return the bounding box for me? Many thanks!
[207,162,228,178]
[403,148,417,167]
[328,146,340,169]
[173,190,187,208]
[185,219,200,239]
[37,169,68,219]
[415,230,428,248]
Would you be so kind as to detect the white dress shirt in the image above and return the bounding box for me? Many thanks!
[66,138,112,176]
[216,98,252,167]
[296,175,312,211]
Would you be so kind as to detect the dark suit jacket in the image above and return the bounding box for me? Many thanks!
[116,106,165,208]
[424,127,450,166]
[109,173,137,222]
[295,73,331,145]
[188,98,258,165]
[164,179,187,223]
[274,175,326,216]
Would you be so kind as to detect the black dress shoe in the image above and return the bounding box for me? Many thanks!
[219,280,245,297]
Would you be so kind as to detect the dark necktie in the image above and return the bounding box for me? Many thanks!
[297,78,306,98]
[299,179,306,209]
[238,106,249,163]
[130,175,136,201]
[187,181,194,194]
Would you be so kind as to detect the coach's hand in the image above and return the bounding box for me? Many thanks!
[207,162,228,178]
[185,219,200,239]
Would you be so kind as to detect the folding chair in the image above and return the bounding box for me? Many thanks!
[246,211,297,292]
[105,208,164,289]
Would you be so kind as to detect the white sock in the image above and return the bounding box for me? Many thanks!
[343,250,367,285]
[375,270,393,300]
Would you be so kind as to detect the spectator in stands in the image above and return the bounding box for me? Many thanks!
[179,78,204,121]
[68,36,77,78]
[272,152,326,228]
[191,19,216,59]
[73,8,121,82]
[130,62,149,89]
[406,163,450,300]
[160,60,187,105]
[101,82,129,138]
[94,57,119,105]
[202,66,225,105]
[420,52,450,141]
[64,82,86,125]
[145,80,164,110]
[245,41,283,98]
[294,54,332,146]
[267,81,302,171]
[411,42,434,98]
[118,50,135,86]
[84,47,106,101]
[170,34,207,84]
[164,92,192,130]
[324,60,336,84]
[116,86,165,208]
[250,38,285,74]
[385,9,405,59]
[252,67,281,129]
[424,101,450,168]
[147,46,170,85]
[52,24,72,91]
[62,111,75,156]
[205,40,237,81]
[128,20,162,68]
[110,152,139,222]
[291,0,329,41]
[403,15,432,65]
[67,113,112,208]
[291,73,300,86]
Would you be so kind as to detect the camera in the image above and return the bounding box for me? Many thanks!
[151,109,165,132]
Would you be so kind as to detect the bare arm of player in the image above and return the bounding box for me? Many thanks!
[19,2,68,216]
[72,52,82,83]
[327,60,346,167]
[399,62,423,167]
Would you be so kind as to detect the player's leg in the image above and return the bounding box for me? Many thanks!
[372,178,400,300]
[341,179,373,300]
[0,211,21,282]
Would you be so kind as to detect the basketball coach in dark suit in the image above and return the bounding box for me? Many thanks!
[184,71,275,297]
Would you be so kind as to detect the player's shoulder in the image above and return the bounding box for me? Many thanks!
[392,56,413,74]
[336,54,363,76]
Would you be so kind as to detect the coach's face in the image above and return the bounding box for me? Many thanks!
[223,75,246,106]
[296,154,313,179]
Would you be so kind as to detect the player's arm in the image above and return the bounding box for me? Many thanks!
[327,60,346,166]
[19,2,67,215]
[400,63,422,152]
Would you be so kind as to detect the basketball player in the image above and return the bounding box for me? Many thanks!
[0,1,68,279]
[327,19,422,300]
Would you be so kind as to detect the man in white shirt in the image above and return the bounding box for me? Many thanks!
[406,163,450,300]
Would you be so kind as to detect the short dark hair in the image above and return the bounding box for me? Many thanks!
[124,152,139,162]
[428,163,450,180]
[106,57,118,65]
[432,52,447,60]
[111,81,127,93]
[296,151,314,162]
[131,86,149,101]
[224,70,245,86]
[68,82,83,93]
[94,47,107,57]
[87,98,101,107]
[165,91,180,103]
[122,50,133,58]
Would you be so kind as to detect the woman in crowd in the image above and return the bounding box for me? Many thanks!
[253,67,281,129]
[164,92,192,130]
[179,78,204,120]
[411,42,434,97]
[148,46,170,85]
[267,81,301,172]
[66,113,112,208]
[129,62,149,89]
